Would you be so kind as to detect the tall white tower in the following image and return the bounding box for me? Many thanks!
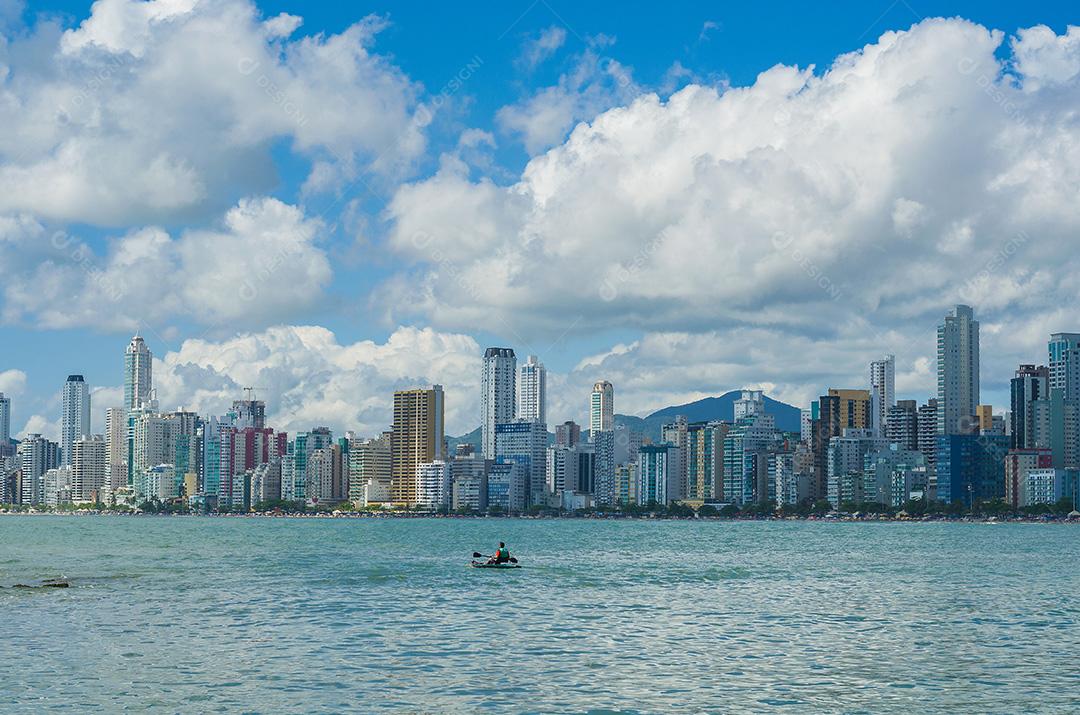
[517,355,546,424]
[104,407,128,490]
[869,355,895,436]
[124,334,153,413]
[937,305,980,434]
[481,348,516,458]
[61,375,91,466]
[590,381,614,435]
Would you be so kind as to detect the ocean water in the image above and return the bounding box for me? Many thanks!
[1,517,1077,714]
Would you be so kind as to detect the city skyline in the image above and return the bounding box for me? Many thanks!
[5,302,1080,443]
[5,301,1080,514]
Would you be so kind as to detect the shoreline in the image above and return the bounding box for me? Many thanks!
[1,510,1076,524]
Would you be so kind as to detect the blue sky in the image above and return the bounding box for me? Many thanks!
[1,0,1078,437]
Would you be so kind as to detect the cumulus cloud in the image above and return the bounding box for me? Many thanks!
[0,197,330,330]
[19,414,58,440]
[147,325,482,436]
[0,368,27,397]
[1010,24,1080,90]
[0,0,425,226]
[384,18,1080,405]
[497,43,639,154]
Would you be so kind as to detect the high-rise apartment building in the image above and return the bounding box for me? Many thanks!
[555,421,581,448]
[937,304,980,434]
[885,400,919,451]
[124,335,153,412]
[517,355,546,424]
[348,432,392,506]
[71,434,107,502]
[589,381,614,434]
[1011,364,1049,450]
[935,433,1009,506]
[18,434,59,505]
[637,444,683,506]
[481,348,516,458]
[415,460,452,511]
[869,355,895,435]
[495,419,548,506]
[687,421,727,502]
[1048,333,1080,400]
[811,389,871,500]
[61,375,91,466]
[0,392,10,453]
[592,430,617,506]
[826,428,888,507]
[104,407,128,490]
[391,386,445,506]
[725,413,781,505]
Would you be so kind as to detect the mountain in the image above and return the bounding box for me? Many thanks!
[615,391,802,442]
[446,426,481,454]
[448,391,802,445]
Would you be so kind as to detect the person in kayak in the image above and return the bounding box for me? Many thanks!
[487,542,510,565]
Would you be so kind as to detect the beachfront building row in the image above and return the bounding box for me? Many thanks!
[4,305,1080,513]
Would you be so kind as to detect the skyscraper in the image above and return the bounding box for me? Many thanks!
[61,375,91,466]
[1047,333,1080,400]
[18,434,59,505]
[0,392,10,454]
[104,407,128,490]
[71,434,107,502]
[348,432,392,506]
[917,398,940,480]
[811,389,871,500]
[937,304,980,434]
[517,355,546,424]
[555,421,582,448]
[869,355,895,435]
[391,386,445,506]
[590,381,614,434]
[481,348,516,458]
[885,400,919,451]
[495,419,548,506]
[1011,364,1048,450]
[124,334,153,412]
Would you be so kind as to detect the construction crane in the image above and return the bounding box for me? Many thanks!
[242,386,267,402]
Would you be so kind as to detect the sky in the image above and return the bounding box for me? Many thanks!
[0,0,1078,439]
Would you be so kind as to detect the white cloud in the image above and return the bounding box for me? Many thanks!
[518,25,566,71]
[1011,24,1080,90]
[0,196,331,330]
[698,20,721,43]
[18,414,58,440]
[148,324,482,436]
[0,368,26,397]
[497,44,639,154]
[383,18,1080,408]
[0,0,425,226]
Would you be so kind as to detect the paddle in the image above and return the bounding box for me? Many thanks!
[472,551,519,564]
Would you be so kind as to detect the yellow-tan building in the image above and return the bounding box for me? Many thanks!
[390,386,445,507]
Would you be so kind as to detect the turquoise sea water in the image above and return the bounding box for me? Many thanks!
[1,516,1078,714]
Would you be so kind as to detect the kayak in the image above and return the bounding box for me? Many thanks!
[470,561,521,569]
